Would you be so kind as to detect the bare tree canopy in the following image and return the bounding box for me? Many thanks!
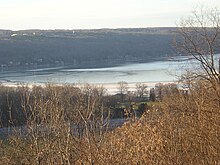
[175,7,220,85]
[117,81,129,95]
[117,81,129,102]
[135,83,148,99]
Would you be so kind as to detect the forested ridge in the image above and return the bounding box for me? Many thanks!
[0,28,175,71]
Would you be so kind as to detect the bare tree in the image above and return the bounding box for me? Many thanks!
[155,83,163,100]
[0,84,110,164]
[175,7,220,89]
[117,81,129,101]
[135,83,148,100]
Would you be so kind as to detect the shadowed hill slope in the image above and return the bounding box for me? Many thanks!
[0,28,176,71]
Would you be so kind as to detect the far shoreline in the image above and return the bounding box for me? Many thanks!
[1,81,177,95]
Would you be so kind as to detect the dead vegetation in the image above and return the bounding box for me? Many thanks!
[0,79,219,165]
[0,6,220,165]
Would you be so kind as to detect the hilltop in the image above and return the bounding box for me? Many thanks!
[0,28,177,71]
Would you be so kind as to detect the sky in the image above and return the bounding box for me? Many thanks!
[0,0,219,30]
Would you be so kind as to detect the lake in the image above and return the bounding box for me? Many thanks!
[0,55,219,85]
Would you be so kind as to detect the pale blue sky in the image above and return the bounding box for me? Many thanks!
[0,0,219,30]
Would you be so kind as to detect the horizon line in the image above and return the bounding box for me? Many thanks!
[0,26,178,31]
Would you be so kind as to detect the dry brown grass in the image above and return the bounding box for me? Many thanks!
[95,81,220,164]
[0,81,219,164]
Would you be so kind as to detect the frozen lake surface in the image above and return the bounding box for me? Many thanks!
[0,55,219,85]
